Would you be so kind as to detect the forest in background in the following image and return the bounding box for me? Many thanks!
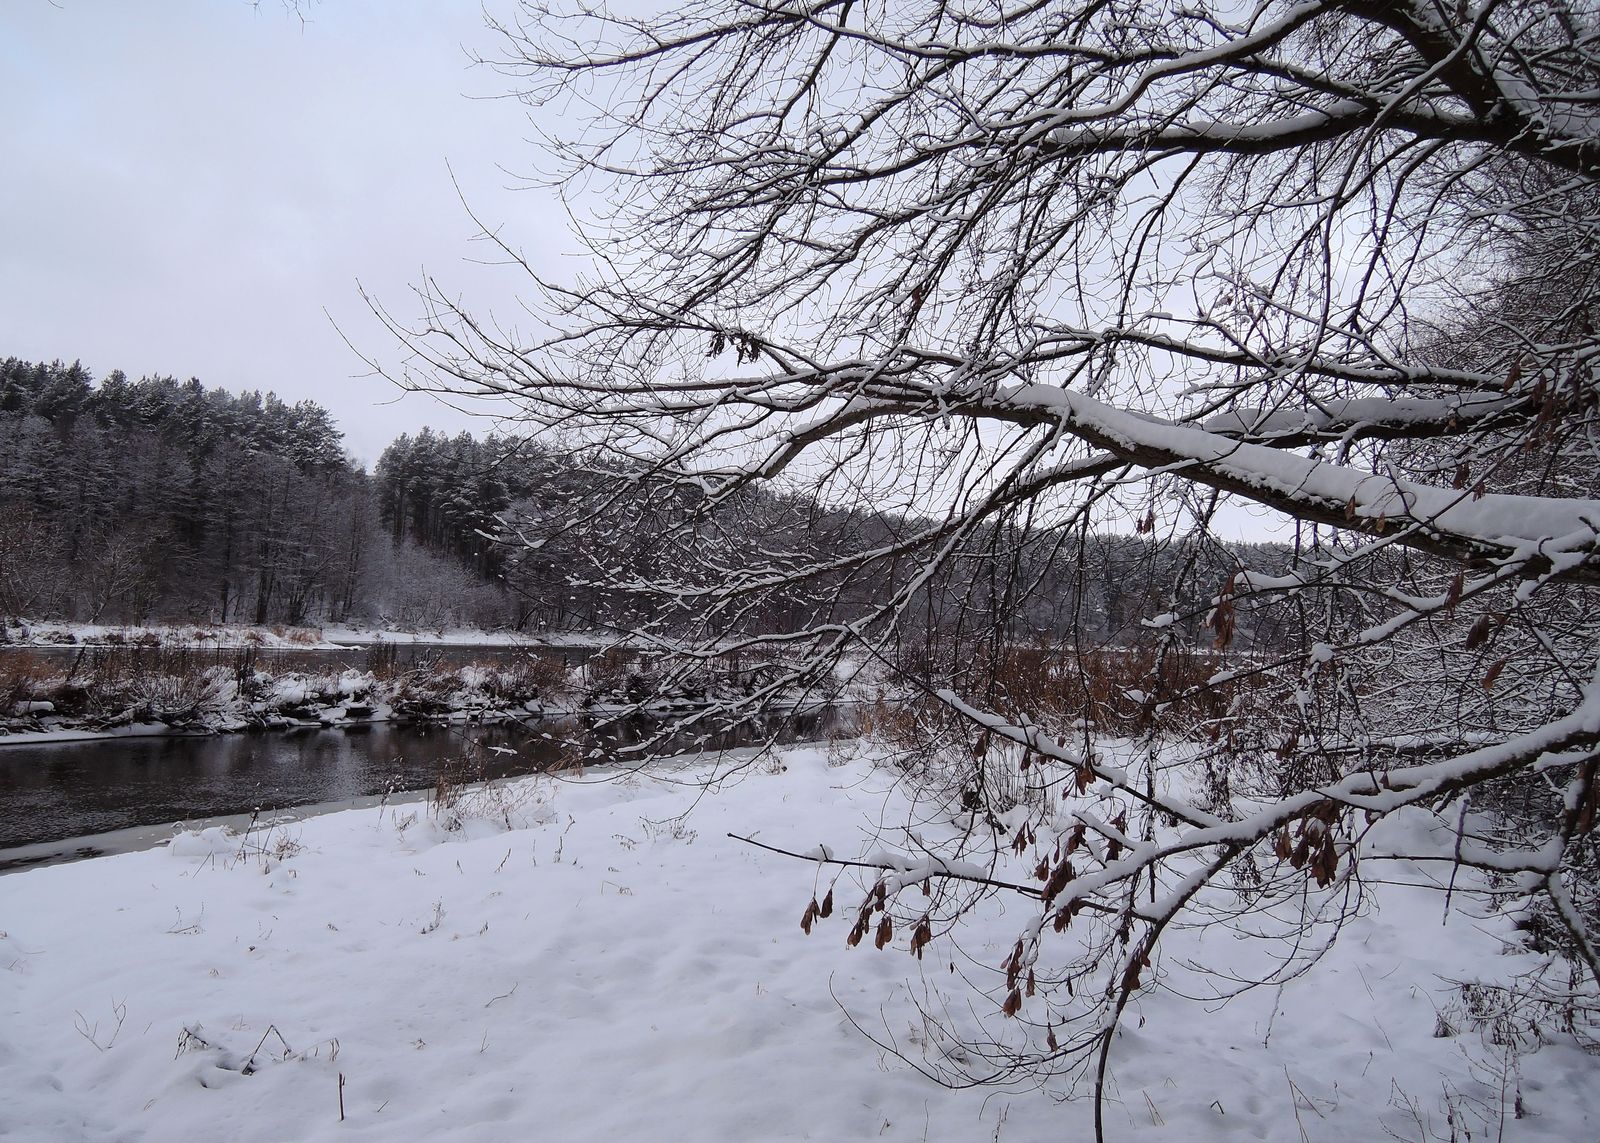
[0,357,1285,651]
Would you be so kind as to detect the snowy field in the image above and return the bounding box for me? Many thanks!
[1,744,1595,1141]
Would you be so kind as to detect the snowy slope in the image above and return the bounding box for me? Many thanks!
[0,746,1594,1141]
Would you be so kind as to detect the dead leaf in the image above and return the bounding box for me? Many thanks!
[1482,657,1511,691]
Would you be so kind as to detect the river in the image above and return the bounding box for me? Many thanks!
[0,707,839,872]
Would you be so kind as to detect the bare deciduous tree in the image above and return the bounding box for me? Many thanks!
[379,2,1600,1134]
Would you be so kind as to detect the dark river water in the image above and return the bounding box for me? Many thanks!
[0,707,839,869]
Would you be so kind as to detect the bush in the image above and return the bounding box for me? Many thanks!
[0,652,45,717]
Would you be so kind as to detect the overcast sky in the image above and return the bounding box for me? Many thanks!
[0,0,1288,542]
[2,0,561,465]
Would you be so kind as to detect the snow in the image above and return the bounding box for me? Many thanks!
[4,622,346,651]
[322,625,547,648]
[0,745,1595,1141]
[165,826,245,859]
[324,625,648,649]
[1,621,624,652]
[0,722,180,747]
[1202,394,1517,440]
[990,383,1600,555]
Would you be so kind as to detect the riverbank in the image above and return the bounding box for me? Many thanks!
[0,659,559,742]
[0,619,622,651]
[0,640,848,745]
[2,741,1593,1141]
[0,734,808,871]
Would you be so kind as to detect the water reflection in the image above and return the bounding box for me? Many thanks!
[0,708,837,851]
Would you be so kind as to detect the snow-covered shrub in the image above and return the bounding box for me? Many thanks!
[858,698,1054,822]
[428,772,557,836]
[1434,977,1595,1052]
[638,811,698,844]
[166,825,239,859]
[386,664,458,719]
[578,648,624,694]
[479,656,570,703]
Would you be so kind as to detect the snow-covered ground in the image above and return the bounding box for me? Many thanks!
[0,665,546,744]
[2,621,568,650]
[322,625,592,648]
[1,745,1594,1141]
[3,619,726,652]
[3,621,347,651]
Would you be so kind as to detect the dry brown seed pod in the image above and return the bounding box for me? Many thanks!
[1043,859,1075,905]
[1482,657,1510,690]
[909,918,932,960]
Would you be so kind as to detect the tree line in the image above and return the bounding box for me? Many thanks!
[0,358,480,630]
[1,356,1284,646]
[1,358,368,626]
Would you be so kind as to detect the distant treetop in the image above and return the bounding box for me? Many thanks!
[0,356,347,472]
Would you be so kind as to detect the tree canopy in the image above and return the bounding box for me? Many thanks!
[382,1,1600,1130]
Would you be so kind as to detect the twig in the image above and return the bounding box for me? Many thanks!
[242,1024,292,1075]
[484,982,519,1008]
[176,1025,218,1058]
[74,1000,127,1052]
[724,833,1117,914]
[1443,796,1470,920]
